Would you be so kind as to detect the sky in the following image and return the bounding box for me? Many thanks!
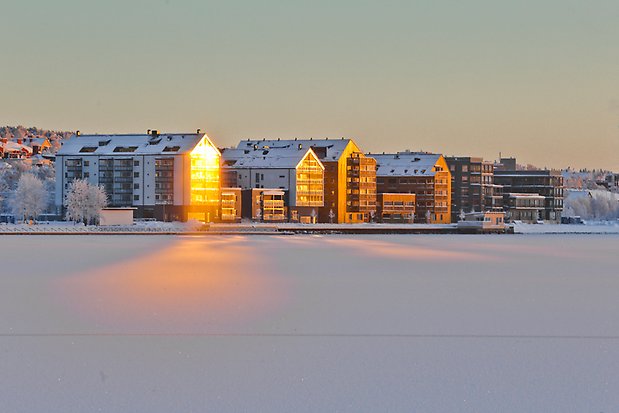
[1,0,618,170]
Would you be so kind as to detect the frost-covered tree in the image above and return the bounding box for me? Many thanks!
[10,174,48,222]
[65,179,107,225]
[564,190,619,221]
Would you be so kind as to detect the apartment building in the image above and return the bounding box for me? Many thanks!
[221,143,324,223]
[55,131,221,221]
[445,156,501,222]
[372,152,451,224]
[494,169,564,222]
[240,189,287,222]
[503,193,546,223]
[236,138,376,223]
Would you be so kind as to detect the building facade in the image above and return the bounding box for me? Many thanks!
[494,169,564,222]
[221,143,324,222]
[236,138,376,223]
[55,131,221,221]
[446,156,500,222]
[372,152,451,224]
[377,193,416,223]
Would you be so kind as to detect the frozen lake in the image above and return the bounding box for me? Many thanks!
[1,234,619,412]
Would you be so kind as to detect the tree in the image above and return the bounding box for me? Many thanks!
[65,179,107,225]
[10,174,48,222]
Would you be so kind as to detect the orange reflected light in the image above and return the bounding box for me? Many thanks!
[57,237,287,332]
[320,238,495,262]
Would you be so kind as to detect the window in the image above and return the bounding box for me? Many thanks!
[134,195,140,201]
[134,172,140,178]
[162,146,180,152]
[113,146,138,152]
[83,172,90,178]
[134,160,140,166]
[84,160,90,167]
[79,147,97,153]
[134,183,140,189]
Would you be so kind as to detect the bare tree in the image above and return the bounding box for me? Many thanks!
[10,174,48,222]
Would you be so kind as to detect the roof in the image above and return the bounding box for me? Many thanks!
[236,138,357,161]
[371,152,444,177]
[508,193,545,198]
[221,145,323,169]
[56,133,216,156]
[27,137,51,147]
[0,141,32,153]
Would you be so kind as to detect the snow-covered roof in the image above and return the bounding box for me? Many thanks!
[371,152,444,177]
[27,137,51,147]
[221,145,323,169]
[0,141,32,154]
[56,133,215,156]
[236,138,357,161]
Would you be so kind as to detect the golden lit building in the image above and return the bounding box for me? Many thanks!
[55,130,221,221]
[377,193,416,223]
[372,151,451,224]
[221,144,324,223]
[236,138,376,223]
[220,187,242,222]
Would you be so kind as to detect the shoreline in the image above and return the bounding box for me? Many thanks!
[1,222,619,235]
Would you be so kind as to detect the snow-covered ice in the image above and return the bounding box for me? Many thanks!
[1,234,619,412]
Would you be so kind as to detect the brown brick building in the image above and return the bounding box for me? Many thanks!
[372,152,451,224]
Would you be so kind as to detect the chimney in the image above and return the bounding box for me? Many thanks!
[150,130,159,137]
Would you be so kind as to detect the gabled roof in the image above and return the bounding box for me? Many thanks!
[56,133,216,156]
[27,137,51,147]
[236,138,357,161]
[371,152,445,177]
[221,145,323,169]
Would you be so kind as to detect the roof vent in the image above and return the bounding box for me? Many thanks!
[150,129,160,137]
[76,130,81,136]
[196,128,201,134]
[298,144,302,150]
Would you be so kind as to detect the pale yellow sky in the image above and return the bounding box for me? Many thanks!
[1,0,618,170]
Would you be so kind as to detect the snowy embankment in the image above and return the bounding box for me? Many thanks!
[0,221,192,234]
[513,221,619,234]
